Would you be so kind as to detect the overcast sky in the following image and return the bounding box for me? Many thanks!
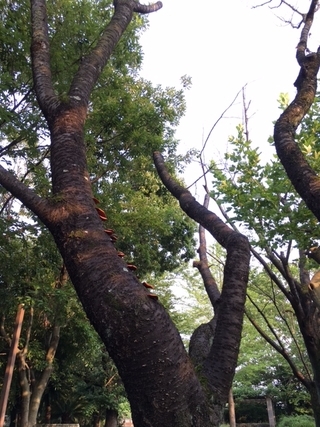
[140,0,320,194]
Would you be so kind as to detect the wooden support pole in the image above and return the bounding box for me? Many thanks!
[228,388,236,427]
[0,304,25,427]
[266,396,276,427]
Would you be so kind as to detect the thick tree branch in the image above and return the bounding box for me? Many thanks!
[154,151,250,404]
[274,0,320,221]
[0,164,50,225]
[154,152,235,247]
[30,0,59,118]
[296,0,319,64]
[69,0,162,104]
[131,1,162,13]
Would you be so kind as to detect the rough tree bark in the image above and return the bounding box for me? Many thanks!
[0,1,250,426]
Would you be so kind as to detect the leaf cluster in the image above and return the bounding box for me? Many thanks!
[211,117,320,252]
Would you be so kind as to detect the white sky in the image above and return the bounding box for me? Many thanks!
[140,0,320,195]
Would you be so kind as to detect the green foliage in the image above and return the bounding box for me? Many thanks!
[234,398,269,423]
[277,414,315,427]
[210,93,320,418]
[0,0,196,278]
[211,120,320,252]
[233,269,313,416]
[166,264,216,344]
[47,305,128,425]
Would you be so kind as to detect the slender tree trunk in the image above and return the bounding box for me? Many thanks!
[0,305,25,427]
[92,411,101,427]
[28,325,60,427]
[44,394,51,424]
[16,323,60,427]
[104,410,117,427]
[17,353,31,427]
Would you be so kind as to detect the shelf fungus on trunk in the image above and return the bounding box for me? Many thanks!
[96,207,107,221]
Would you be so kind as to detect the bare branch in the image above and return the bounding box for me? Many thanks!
[186,165,212,190]
[252,0,273,9]
[199,86,243,160]
[252,246,292,301]
[247,293,285,350]
[245,309,311,389]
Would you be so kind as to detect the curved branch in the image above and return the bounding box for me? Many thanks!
[274,0,320,221]
[154,151,250,404]
[132,1,162,14]
[154,152,235,247]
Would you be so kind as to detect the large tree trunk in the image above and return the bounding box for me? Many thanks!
[43,115,212,425]
[48,209,211,426]
[309,384,320,427]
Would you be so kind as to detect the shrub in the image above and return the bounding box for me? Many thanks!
[277,414,315,427]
